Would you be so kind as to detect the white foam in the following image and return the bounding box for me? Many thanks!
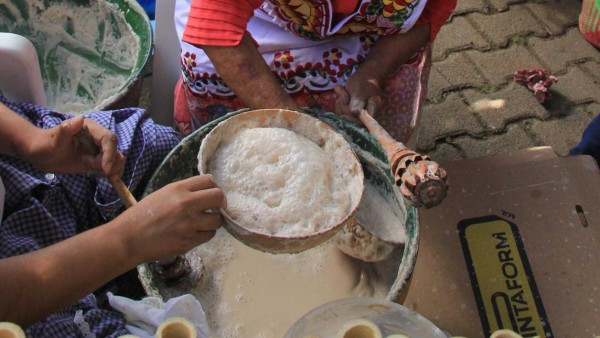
[208,127,352,237]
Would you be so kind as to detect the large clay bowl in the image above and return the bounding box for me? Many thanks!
[140,108,420,301]
[197,109,364,254]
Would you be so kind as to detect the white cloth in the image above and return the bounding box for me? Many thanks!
[107,292,210,338]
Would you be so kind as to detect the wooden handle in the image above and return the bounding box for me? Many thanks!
[76,123,192,279]
[333,86,448,208]
[109,177,137,208]
[358,109,408,156]
[76,125,138,208]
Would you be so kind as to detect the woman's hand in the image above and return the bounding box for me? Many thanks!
[122,175,226,262]
[335,71,384,124]
[335,24,430,125]
[24,115,126,179]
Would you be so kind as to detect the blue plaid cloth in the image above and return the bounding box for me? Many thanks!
[0,96,180,337]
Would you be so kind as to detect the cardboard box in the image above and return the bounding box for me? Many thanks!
[404,147,600,337]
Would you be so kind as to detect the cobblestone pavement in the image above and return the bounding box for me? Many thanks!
[420,0,600,162]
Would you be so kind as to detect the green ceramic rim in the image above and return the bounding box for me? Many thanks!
[95,0,152,110]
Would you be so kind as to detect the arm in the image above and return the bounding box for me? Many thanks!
[336,24,430,119]
[200,33,298,110]
[0,175,225,326]
[0,103,225,326]
[0,102,125,178]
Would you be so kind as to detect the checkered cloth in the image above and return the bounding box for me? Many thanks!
[0,96,180,337]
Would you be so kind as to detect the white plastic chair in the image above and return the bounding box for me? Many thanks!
[0,32,46,106]
[150,0,180,126]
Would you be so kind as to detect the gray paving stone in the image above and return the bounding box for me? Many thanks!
[466,45,541,86]
[528,28,600,74]
[469,5,548,47]
[524,110,592,155]
[489,0,527,12]
[432,16,491,61]
[434,53,486,89]
[580,102,600,117]
[452,123,536,158]
[525,0,581,36]
[578,61,600,82]
[552,66,600,104]
[426,66,452,102]
[422,143,466,163]
[462,85,551,132]
[453,0,491,16]
[417,92,486,151]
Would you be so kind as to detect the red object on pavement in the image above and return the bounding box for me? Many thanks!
[513,68,558,103]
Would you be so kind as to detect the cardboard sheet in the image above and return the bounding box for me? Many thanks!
[404,147,600,337]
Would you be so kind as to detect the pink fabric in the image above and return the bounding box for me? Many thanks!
[174,45,432,143]
[514,68,558,103]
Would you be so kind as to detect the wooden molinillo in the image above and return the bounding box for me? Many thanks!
[333,86,448,208]
[357,108,448,208]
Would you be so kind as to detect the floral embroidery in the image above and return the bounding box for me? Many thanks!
[268,0,329,40]
[365,0,421,27]
[274,51,295,69]
[182,52,197,71]
[262,0,424,40]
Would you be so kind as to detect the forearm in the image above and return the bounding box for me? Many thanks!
[0,217,138,326]
[201,34,297,110]
[0,102,41,158]
[357,24,430,81]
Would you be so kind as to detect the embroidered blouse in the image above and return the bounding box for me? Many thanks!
[182,0,456,47]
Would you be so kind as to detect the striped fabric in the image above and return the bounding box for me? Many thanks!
[580,0,600,47]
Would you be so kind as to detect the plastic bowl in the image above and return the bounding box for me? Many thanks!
[284,297,448,338]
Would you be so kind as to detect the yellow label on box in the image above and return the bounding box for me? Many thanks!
[458,216,553,337]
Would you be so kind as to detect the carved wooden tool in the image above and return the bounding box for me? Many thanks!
[356,108,448,207]
[76,124,193,283]
[333,86,448,207]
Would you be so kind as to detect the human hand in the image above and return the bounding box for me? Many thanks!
[122,175,226,262]
[335,71,384,125]
[24,115,125,179]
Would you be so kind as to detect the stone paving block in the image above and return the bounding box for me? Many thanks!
[523,110,592,155]
[525,0,581,36]
[417,92,486,151]
[488,0,527,12]
[452,123,536,158]
[467,45,541,86]
[432,16,491,61]
[434,53,486,89]
[581,102,600,117]
[552,66,600,104]
[462,85,551,132]
[578,61,600,82]
[422,143,466,163]
[469,5,547,47]
[453,0,491,15]
[528,28,600,74]
[426,66,452,101]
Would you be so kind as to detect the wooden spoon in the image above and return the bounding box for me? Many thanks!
[76,124,193,283]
